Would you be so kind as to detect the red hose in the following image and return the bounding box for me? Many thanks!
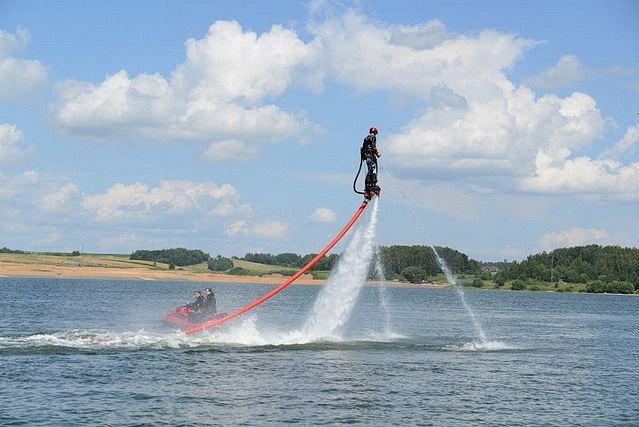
[184,199,370,334]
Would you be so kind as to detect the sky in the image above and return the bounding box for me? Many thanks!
[1,0,638,261]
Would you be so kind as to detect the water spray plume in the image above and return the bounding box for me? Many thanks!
[380,163,488,344]
[374,245,393,336]
[302,198,380,340]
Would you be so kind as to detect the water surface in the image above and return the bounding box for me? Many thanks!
[1,277,637,426]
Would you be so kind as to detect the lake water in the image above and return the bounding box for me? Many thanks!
[1,277,637,426]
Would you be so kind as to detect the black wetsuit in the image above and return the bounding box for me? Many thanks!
[186,295,205,322]
[204,294,217,313]
[361,134,379,192]
[186,295,204,311]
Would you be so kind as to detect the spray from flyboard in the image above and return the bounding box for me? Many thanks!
[373,246,393,336]
[302,197,380,340]
[380,164,488,344]
[431,245,488,343]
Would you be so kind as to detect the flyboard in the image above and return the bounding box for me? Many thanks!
[180,198,372,335]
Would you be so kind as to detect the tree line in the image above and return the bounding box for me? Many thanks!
[242,252,339,271]
[130,248,209,267]
[379,245,479,282]
[67,243,639,293]
[497,245,639,292]
[241,245,479,282]
[0,247,25,254]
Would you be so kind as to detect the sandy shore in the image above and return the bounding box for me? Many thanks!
[0,260,436,288]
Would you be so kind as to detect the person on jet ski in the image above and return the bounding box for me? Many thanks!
[361,127,381,198]
[186,290,204,311]
[203,288,217,314]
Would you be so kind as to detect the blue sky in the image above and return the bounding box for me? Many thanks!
[1,0,638,260]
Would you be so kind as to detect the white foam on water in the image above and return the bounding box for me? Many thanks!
[444,340,516,352]
[0,318,297,350]
[362,330,407,341]
[196,315,318,347]
[0,329,193,350]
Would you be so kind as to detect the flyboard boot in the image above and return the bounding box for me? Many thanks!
[364,171,381,200]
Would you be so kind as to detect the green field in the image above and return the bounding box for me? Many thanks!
[0,252,162,269]
[231,259,297,274]
[0,252,303,277]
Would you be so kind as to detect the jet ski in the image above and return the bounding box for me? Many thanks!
[163,306,227,329]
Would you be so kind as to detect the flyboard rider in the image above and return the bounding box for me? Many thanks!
[361,127,381,199]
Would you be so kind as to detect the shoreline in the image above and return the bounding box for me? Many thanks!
[0,261,438,289]
[4,259,633,295]
[1,264,635,295]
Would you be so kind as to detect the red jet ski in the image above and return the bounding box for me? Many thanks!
[163,306,227,329]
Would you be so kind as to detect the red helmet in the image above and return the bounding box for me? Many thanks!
[369,127,378,135]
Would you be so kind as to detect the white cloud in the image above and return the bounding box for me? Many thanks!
[525,55,587,89]
[601,124,639,159]
[387,90,604,178]
[225,220,247,236]
[52,21,318,144]
[308,12,613,200]
[41,231,62,246]
[310,12,534,97]
[177,21,319,102]
[524,54,633,90]
[39,183,79,211]
[0,28,47,102]
[0,124,33,165]
[226,219,288,239]
[253,221,289,239]
[306,12,637,204]
[309,207,337,223]
[389,20,449,50]
[538,228,623,250]
[22,170,39,182]
[0,27,30,58]
[1,171,295,252]
[0,168,38,197]
[97,234,141,250]
[202,139,258,163]
[82,180,246,221]
[521,151,639,200]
